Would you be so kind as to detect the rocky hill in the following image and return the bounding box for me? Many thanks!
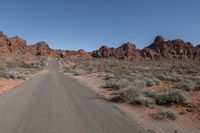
[92,42,141,60]
[25,42,56,57]
[0,31,90,58]
[1,31,200,60]
[141,36,200,60]
[0,32,27,55]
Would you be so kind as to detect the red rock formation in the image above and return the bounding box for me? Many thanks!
[1,31,200,60]
[0,32,27,54]
[0,32,10,53]
[26,42,56,57]
[8,36,27,54]
[54,49,91,59]
[142,36,200,60]
[92,42,142,60]
[0,31,90,58]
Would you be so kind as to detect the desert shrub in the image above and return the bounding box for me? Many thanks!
[144,77,155,87]
[132,78,146,89]
[22,63,37,69]
[7,62,18,68]
[189,76,200,90]
[154,109,178,120]
[152,78,161,85]
[39,58,49,67]
[155,89,187,105]
[133,95,155,106]
[143,90,158,98]
[0,71,10,78]
[156,74,179,82]
[120,85,155,106]
[177,79,196,91]
[120,85,140,102]
[74,69,87,76]
[63,67,74,73]
[189,76,200,84]
[0,70,20,79]
[105,77,130,90]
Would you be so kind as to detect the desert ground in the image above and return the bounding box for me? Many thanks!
[60,58,200,133]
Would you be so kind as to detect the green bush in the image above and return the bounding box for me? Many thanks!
[144,77,155,87]
[152,78,161,85]
[154,109,178,120]
[7,62,18,68]
[120,85,155,106]
[156,74,179,82]
[133,95,155,106]
[132,78,146,89]
[120,85,140,102]
[105,77,130,90]
[177,79,196,91]
[155,89,187,105]
[0,70,19,79]
[189,76,200,90]
[0,71,10,78]
[144,90,158,98]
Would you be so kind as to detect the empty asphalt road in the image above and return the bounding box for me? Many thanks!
[0,60,146,133]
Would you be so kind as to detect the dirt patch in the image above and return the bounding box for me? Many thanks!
[186,91,200,120]
[0,78,24,94]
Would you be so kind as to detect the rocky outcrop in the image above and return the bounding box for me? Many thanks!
[26,42,56,57]
[54,49,91,59]
[0,32,10,53]
[92,42,142,60]
[141,36,200,60]
[8,36,27,54]
[0,31,90,58]
[0,32,27,54]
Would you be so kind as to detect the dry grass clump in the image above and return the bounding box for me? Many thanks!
[155,89,188,105]
[177,79,196,91]
[105,77,130,90]
[133,95,156,106]
[143,90,158,98]
[176,76,200,91]
[120,85,156,106]
[155,73,179,82]
[154,109,178,120]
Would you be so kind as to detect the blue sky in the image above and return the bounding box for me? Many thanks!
[0,0,200,51]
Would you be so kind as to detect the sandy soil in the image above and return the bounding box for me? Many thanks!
[66,72,200,133]
[0,78,24,94]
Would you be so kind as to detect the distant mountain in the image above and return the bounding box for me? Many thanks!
[0,31,200,60]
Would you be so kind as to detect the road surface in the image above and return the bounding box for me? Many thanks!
[0,60,146,133]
